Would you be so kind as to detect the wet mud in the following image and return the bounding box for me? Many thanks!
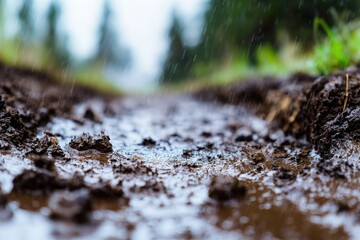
[0,64,359,239]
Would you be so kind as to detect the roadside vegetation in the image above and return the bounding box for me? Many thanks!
[160,0,360,90]
[0,0,129,94]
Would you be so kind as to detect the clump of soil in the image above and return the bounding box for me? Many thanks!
[295,72,360,158]
[89,181,124,198]
[29,155,56,171]
[208,176,247,201]
[12,170,85,195]
[69,132,113,153]
[130,178,167,194]
[111,157,157,176]
[111,156,164,194]
[0,97,36,148]
[140,138,156,147]
[49,189,93,223]
[12,168,125,200]
[0,63,111,150]
[28,135,64,157]
[84,107,101,123]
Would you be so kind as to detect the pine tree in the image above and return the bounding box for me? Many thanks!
[17,0,34,44]
[45,1,59,51]
[0,0,4,40]
[95,1,128,67]
[160,13,194,83]
[45,1,71,69]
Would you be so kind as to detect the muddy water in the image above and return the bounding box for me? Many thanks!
[0,93,359,239]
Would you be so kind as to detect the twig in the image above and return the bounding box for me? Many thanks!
[343,74,349,112]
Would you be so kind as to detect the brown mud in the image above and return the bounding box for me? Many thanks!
[0,63,359,239]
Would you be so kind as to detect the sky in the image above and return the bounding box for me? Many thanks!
[4,0,207,91]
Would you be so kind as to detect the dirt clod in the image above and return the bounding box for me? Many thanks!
[208,176,247,201]
[29,155,56,171]
[29,135,64,157]
[69,132,113,153]
[84,107,101,122]
[12,170,62,195]
[89,181,124,198]
[12,169,84,195]
[112,157,156,175]
[49,189,93,223]
[296,73,360,158]
[140,138,156,147]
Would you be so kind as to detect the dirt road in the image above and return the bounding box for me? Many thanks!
[0,64,359,239]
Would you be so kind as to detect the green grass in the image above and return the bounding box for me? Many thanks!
[313,18,360,74]
[163,17,360,92]
[161,42,316,92]
[0,33,121,95]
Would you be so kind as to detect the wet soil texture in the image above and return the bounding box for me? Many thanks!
[0,64,359,239]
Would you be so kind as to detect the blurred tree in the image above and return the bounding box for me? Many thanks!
[160,13,195,83]
[45,1,59,52]
[0,0,4,39]
[198,0,360,64]
[17,0,34,44]
[45,1,72,69]
[95,0,130,68]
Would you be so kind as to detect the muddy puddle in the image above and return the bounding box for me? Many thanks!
[0,65,359,239]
